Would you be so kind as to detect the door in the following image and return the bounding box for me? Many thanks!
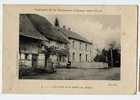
[32,54,38,68]
[79,53,81,62]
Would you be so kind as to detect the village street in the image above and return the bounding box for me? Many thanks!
[22,67,120,80]
[19,14,121,81]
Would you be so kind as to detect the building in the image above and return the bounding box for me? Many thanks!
[57,26,93,68]
[26,14,70,68]
[19,14,48,70]
[19,14,94,70]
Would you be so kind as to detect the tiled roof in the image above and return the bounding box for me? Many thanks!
[20,14,48,41]
[58,28,92,44]
[20,14,92,44]
[27,14,69,44]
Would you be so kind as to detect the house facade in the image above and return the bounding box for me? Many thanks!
[68,38,92,63]
[26,14,70,68]
[19,35,47,69]
[19,15,48,70]
[57,26,93,68]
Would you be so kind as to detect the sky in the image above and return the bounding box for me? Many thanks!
[40,14,121,50]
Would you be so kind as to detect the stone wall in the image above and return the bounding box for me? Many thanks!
[71,62,108,68]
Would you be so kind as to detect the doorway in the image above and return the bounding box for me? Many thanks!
[32,54,38,68]
[79,53,81,62]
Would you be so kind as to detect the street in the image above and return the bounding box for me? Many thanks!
[21,67,120,80]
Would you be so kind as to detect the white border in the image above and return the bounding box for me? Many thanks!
[0,0,140,100]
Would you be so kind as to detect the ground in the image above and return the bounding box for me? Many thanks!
[21,67,120,80]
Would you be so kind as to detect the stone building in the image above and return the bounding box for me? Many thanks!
[26,14,70,68]
[57,26,93,68]
[19,14,48,69]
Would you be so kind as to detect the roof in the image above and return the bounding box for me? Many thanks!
[58,28,92,44]
[20,14,48,41]
[26,14,69,44]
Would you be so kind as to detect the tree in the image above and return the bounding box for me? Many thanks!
[94,48,108,63]
[54,18,60,27]
[94,41,120,68]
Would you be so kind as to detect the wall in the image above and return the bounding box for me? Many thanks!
[20,39,39,54]
[69,39,92,63]
[19,37,69,69]
[19,36,45,68]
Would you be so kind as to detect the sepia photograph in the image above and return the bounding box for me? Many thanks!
[19,14,121,80]
[3,5,137,94]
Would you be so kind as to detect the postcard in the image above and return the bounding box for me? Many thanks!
[3,5,138,94]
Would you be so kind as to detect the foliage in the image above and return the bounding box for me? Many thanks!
[94,42,120,67]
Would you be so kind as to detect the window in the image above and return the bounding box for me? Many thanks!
[25,54,28,60]
[72,40,75,48]
[86,54,88,62]
[59,56,61,62]
[24,54,32,60]
[72,52,75,61]
[85,44,87,51]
